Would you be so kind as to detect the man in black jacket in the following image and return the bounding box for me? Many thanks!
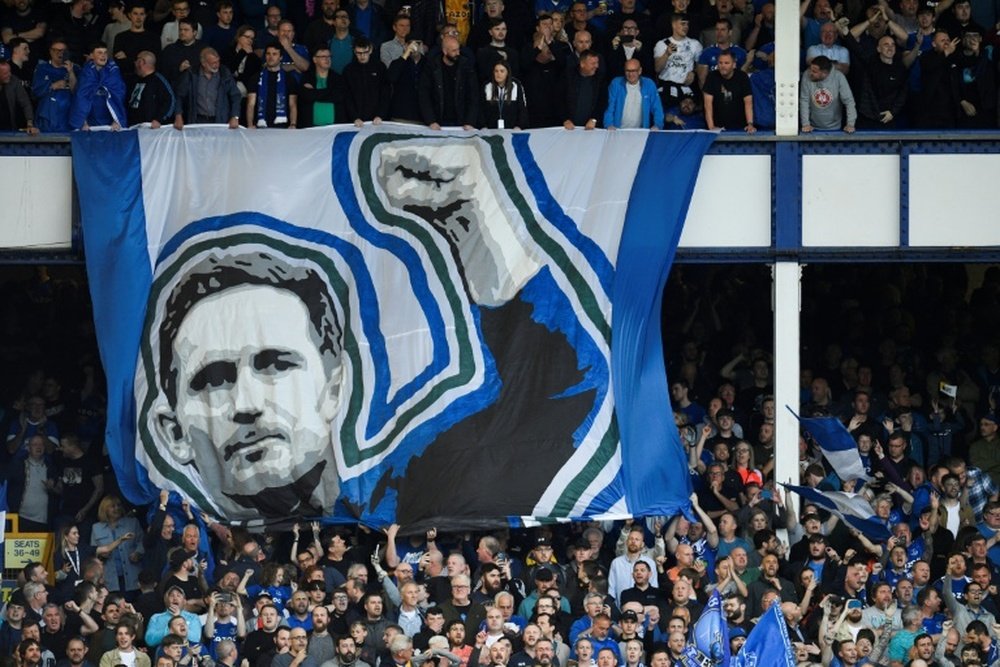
[562,49,605,129]
[418,35,478,129]
[342,37,390,125]
[126,50,176,127]
[299,46,342,127]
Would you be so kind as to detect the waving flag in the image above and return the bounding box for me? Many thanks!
[783,483,891,542]
[790,408,871,483]
[732,602,796,667]
[694,590,730,667]
[72,127,714,529]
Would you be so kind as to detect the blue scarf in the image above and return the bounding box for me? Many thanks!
[255,67,288,127]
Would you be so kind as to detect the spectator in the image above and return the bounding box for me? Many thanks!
[342,37,389,126]
[126,51,177,127]
[744,3,774,51]
[381,13,414,68]
[100,624,150,667]
[953,29,995,129]
[419,35,478,130]
[6,395,58,457]
[479,59,528,129]
[223,24,260,121]
[298,46,341,127]
[162,0,204,48]
[275,19,310,79]
[800,0,834,51]
[113,6,161,72]
[1,0,47,61]
[253,5,282,55]
[32,40,78,132]
[101,1,132,60]
[799,55,856,132]
[386,39,426,122]
[653,13,702,109]
[469,0,526,53]
[806,22,849,75]
[561,48,604,129]
[476,18,519,84]
[914,29,961,128]
[204,1,236,53]
[701,49,754,132]
[696,18,748,89]
[846,33,912,129]
[347,0,390,46]
[602,57,663,129]
[51,435,104,531]
[91,495,143,596]
[173,46,241,127]
[160,18,205,86]
[50,0,101,65]
[521,13,568,128]
[605,18,652,81]
[304,0,339,55]
[6,436,57,532]
[329,9,355,74]
[247,42,298,127]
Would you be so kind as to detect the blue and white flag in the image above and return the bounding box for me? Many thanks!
[791,409,870,482]
[782,483,891,542]
[732,602,795,667]
[71,127,715,529]
[694,590,730,667]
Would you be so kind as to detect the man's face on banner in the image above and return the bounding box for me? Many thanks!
[159,284,340,498]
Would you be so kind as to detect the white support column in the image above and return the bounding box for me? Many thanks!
[773,262,801,517]
[775,0,801,136]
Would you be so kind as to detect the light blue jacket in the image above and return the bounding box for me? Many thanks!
[603,75,665,129]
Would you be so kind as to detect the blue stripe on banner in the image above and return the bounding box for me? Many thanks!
[613,131,716,517]
[71,131,156,505]
[511,134,615,297]
[784,483,892,541]
[329,132,457,439]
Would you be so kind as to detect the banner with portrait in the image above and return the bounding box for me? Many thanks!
[72,126,715,530]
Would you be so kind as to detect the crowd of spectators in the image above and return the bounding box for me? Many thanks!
[1,0,998,135]
[2,261,1000,667]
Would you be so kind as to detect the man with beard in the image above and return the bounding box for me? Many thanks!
[309,606,336,665]
[256,627,290,667]
[322,635,371,667]
[745,554,796,619]
[418,35,477,129]
[473,565,505,605]
[159,550,207,612]
[722,594,752,635]
[58,637,94,667]
[304,0,338,54]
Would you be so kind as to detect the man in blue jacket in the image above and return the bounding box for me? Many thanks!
[603,57,664,129]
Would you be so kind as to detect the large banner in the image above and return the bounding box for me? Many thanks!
[72,127,714,529]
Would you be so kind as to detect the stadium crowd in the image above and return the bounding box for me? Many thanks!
[2,0,1000,134]
[1,258,1000,667]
